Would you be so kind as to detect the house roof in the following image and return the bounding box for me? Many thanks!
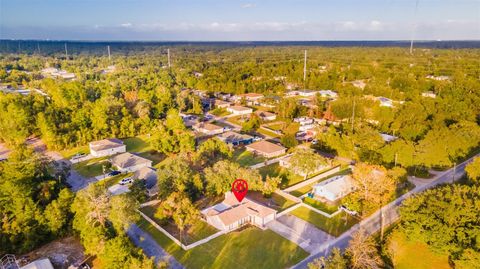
[228,105,252,112]
[134,167,157,188]
[314,175,355,196]
[206,193,276,226]
[217,131,253,142]
[246,140,286,154]
[255,111,276,118]
[89,138,124,151]
[111,152,151,169]
[194,122,224,131]
[215,99,231,105]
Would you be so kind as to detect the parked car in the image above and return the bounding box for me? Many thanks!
[252,136,262,142]
[72,153,86,159]
[119,177,134,185]
[108,170,121,177]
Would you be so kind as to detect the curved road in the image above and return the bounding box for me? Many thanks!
[291,154,478,269]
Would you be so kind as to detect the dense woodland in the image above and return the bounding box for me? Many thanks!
[1,43,480,268]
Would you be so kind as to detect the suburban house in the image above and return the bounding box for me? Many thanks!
[255,110,276,121]
[297,89,318,97]
[193,122,225,136]
[217,131,254,146]
[214,99,232,109]
[246,140,286,158]
[421,91,437,98]
[238,93,264,105]
[134,167,158,196]
[110,152,152,173]
[41,67,76,80]
[227,106,253,115]
[294,117,315,126]
[318,90,338,99]
[280,155,327,176]
[181,114,198,127]
[377,97,393,107]
[202,192,277,232]
[312,175,356,202]
[89,138,126,157]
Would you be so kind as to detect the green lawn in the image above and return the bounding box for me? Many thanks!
[233,149,265,167]
[290,206,358,237]
[248,191,298,212]
[209,108,230,116]
[137,219,308,269]
[386,229,450,269]
[257,128,281,138]
[140,205,218,245]
[59,145,89,159]
[258,163,304,188]
[72,157,110,178]
[124,135,153,152]
[303,197,339,214]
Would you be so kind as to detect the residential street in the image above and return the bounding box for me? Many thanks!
[291,154,478,269]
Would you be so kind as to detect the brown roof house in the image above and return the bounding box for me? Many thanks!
[227,105,253,116]
[246,140,286,158]
[255,110,276,121]
[193,122,225,136]
[202,192,277,232]
[237,93,264,105]
[214,99,232,109]
[110,152,152,173]
[89,138,126,157]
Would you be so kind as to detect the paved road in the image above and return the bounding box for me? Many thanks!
[127,224,184,269]
[291,154,478,269]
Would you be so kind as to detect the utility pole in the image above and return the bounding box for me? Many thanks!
[303,50,307,83]
[107,45,111,61]
[167,48,171,68]
[410,0,419,55]
[394,152,398,167]
[37,42,41,54]
[64,43,68,59]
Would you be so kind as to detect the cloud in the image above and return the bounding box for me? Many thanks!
[242,3,256,8]
[120,23,132,28]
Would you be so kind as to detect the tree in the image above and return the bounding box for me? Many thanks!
[350,163,395,215]
[194,137,232,166]
[280,133,298,148]
[308,248,347,269]
[262,176,282,197]
[155,192,200,243]
[43,188,74,234]
[204,160,263,195]
[242,114,261,132]
[399,185,480,258]
[465,157,480,183]
[156,156,202,199]
[289,147,328,180]
[346,230,383,269]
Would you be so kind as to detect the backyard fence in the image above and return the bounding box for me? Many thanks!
[283,166,341,193]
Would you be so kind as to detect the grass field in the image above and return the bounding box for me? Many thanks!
[290,206,358,237]
[258,163,304,188]
[233,149,265,167]
[303,197,339,214]
[72,157,109,178]
[137,219,308,269]
[140,205,218,245]
[248,191,298,212]
[124,135,164,165]
[257,128,282,138]
[386,229,450,269]
[60,145,89,159]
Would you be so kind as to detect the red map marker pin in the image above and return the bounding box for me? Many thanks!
[232,179,248,202]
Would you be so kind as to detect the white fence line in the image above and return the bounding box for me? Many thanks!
[275,189,302,203]
[283,166,341,193]
[140,200,161,208]
[301,203,341,218]
[138,210,185,248]
[249,153,293,169]
[277,203,303,218]
[69,154,95,164]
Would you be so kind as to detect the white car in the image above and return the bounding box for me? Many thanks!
[119,177,134,185]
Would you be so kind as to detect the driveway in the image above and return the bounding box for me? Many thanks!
[108,184,130,195]
[127,224,184,269]
[268,215,334,253]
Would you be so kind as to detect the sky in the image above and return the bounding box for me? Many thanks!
[0,0,479,41]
